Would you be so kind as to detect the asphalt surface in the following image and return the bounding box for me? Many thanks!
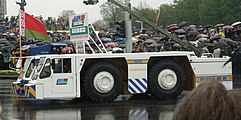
[0,78,180,120]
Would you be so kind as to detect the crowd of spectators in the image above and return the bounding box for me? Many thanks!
[3,15,69,31]
[97,21,241,58]
[0,15,241,68]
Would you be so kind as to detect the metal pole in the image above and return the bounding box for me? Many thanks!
[125,0,132,53]
[140,21,143,32]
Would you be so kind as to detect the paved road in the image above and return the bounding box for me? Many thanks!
[0,78,179,120]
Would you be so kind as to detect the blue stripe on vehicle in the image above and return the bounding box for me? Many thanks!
[129,79,144,93]
[142,78,147,83]
[135,78,147,90]
[128,85,137,93]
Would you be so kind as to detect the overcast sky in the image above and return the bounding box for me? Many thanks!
[7,0,173,23]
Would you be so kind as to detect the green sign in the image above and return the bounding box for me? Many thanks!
[70,26,89,36]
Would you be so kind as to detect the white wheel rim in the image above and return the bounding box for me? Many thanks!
[94,71,115,93]
[158,69,177,90]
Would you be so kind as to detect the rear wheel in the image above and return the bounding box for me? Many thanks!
[83,61,123,102]
[148,60,185,99]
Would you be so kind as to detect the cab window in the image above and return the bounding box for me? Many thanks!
[53,58,71,73]
[39,59,51,79]
[25,61,34,78]
[25,59,39,78]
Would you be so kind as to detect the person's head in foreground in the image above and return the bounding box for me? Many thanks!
[173,80,241,120]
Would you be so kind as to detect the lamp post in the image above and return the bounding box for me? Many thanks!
[125,0,132,53]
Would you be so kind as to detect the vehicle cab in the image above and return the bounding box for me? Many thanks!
[24,55,77,99]
[12,56,39,96]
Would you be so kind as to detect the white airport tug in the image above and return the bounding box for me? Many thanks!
[12,0,232,102]
[12,51,232,102]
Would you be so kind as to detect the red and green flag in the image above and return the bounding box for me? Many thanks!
[152,8,161,25]
[156,8,161,24]
[19,10,51,41]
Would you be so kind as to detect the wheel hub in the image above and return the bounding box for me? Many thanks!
[158,69,177,90]
[94,71,114,93]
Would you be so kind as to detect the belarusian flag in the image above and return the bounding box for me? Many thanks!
[19,10,51,41]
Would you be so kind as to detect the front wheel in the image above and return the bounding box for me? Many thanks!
[82,61,123,102]
[148,60,185,99]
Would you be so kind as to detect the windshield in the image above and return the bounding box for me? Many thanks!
[37,57,46,72]
[31,57,46,80]
[22,57,31,74]
[25,58,39,78]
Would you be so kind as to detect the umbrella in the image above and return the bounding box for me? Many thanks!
[168,26,179,31]
[13,51,27,56]
[104,42,116,48]
[203,25,212,28]
[9,33,15,36]
[231,21,241,27]
[152,37,161,41]
[145,31,153,36]
[214,23,224,28]
[114,38,125,42]
[112,47,124,53]
[173,43,182,49]
[132,37,138,43]
[167,24,179,31]
[62,46,74,53]
[167,24,178,28]
[138,35,149,40]
[149,43,161,47]
[22,45,30,51]
[188,31,199,36]
[102,37,113,43]
[144,39,156,44]
[188,25,196,28]
[177,35,186,38]
[137,39,144,43]
[196,34,209,39]
[2,33,7,36]
[222,25,233,30]
[215,40,227,48]
[197,38,208,42]
[137,34,148,37]
[118,44,126,48]
[175,29,186,34]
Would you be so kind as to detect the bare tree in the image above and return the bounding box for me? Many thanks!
[100,0,124,28]
[58,10,76,20]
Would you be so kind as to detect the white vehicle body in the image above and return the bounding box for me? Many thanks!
[17,51,231,102]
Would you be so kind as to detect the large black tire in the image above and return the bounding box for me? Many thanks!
[82,61,123,102]
[148,60,185,99]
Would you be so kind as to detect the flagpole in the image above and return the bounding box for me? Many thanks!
[16,0,27,79]
[19,31,23,79]
[19,9,24,79]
